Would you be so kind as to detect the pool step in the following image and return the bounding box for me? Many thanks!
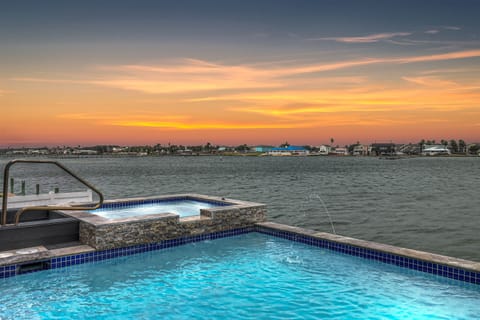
[0,217,79,251]
[0,244,95,271]
[45,241,83,250]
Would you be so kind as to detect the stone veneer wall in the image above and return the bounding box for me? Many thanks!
[80,205,266,250]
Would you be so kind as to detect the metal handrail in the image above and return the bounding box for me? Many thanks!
[1,159,104,226]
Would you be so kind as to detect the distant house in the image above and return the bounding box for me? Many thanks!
[72,149,98,155]
[252,146,274,153]
[422,145,450,156]
[466,143,480,155]
[112,147,127,153]
[332,147,348,155]
[28,149,48,155]
[399,144,421,155]
[317,145,331,155]
[177,148,194,155]
[217,146,236,153]
[371,143,396,156]
[268,146,309,156]
[352,145,369,156]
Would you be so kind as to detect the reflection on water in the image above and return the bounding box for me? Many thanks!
[1,156,479,261]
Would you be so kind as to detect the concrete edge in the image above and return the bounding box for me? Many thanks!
[0,245,95,267]
[256,221,480,273]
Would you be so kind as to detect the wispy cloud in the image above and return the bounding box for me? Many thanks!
[91,79,280,94]
[229,105,395,117]
[420,68,476,75]
[57,113,187,122]
[0,89,15,96]
[313,32,411,43]
[402,76,459,87]
[425,29,439,34]
[31,56,480,136]
[443,26,461,31]
[396,49,480,63]
[15,62,283,94]
[111,120,308,130]
[383,38,480,47]
[14,49,480,98]
[97,49,480,93]
[12,77,86,85]
[187,77,367,103]
[57,112,308,130]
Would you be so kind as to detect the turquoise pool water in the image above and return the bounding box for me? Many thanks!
[90,200,219,219]
[0,233,479,319]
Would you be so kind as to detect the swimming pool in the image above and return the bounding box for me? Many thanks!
[90,199,221,219]
[1,232,479,319]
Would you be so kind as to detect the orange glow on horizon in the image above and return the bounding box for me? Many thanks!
[3,50,480,146]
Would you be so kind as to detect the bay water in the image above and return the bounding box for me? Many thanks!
[1,156,479,262]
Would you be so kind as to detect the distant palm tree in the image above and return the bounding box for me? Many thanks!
[330,138,334,146]
[419,139,426,152]
[204,142,212,152]
[458,140,466,153]
[449,140,458,153]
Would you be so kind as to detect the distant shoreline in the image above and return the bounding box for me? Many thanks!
[0,153,477,159]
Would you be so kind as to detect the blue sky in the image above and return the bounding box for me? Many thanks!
[3,0,478,60]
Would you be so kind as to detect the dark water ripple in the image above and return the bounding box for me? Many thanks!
[1,156,479,261]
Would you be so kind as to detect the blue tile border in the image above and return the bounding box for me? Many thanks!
[0,265,16,278]
[94,196,231,212]
[1,225,479,286]
[255,225,480,285]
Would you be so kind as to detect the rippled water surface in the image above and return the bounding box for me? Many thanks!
[91,200,218,219]
[1,233,479,319]
[1,156,479,261]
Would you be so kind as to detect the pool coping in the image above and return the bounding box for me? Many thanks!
[257,222,480,284]
[1,223,479,285]
[61,193,262,226]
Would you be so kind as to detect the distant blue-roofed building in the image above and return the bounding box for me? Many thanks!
[268,145,309,156]
[251,145,274,153]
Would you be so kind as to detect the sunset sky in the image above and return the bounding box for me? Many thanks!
[2,0,480,147]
